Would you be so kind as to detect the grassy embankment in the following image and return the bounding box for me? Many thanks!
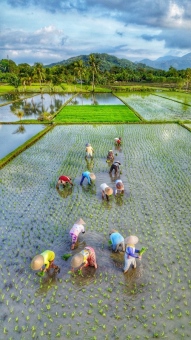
[54,105,140,123]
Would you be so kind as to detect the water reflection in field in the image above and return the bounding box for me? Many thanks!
[0,124,45,159]
[68,93,124,105]
[0,93,72,122]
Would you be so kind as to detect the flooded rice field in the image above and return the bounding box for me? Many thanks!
[0,93,72,122]
[68,93,124,106]
[117,93,191,121]
[0,124,191,339]
[0,124,45,159]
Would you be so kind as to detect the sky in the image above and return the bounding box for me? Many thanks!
[1,0,191,65]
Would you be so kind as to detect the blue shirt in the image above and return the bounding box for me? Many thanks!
[110,232,124,250]
[82,171,91,184]
[125,246,139,258]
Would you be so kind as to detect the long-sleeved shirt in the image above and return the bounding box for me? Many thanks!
[40,250,55,269]
[125,245,140,258]
[82,171,91,184]
[110,232,124,249]
[70,223,85,237]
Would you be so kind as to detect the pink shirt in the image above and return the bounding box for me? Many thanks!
[70,224,85,237]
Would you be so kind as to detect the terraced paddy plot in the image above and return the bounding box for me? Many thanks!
[0,124,191,339]
[55,105,139,123]
[155,91,191,106]
[0,124,45,159]
[68,93,124,105]
[117,92,191,121]
[0,93,73,122]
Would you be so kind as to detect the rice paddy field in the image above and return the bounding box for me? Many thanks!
[0,124,191,339]
[116,93,191,121]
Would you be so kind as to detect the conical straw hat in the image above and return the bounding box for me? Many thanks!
[109,229,118,235]
[75,218,86,225]
[116,181,124,190]
[71,253,84,268]
[31,255,44,270]
[125,235,139,245]
[105,187,113,195]
[90,173,96,180]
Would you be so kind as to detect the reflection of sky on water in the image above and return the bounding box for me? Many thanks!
[0,124,45,159]
[0,93,72,122]
[68,93,124,106]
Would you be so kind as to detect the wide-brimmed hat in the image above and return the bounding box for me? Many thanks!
[105,187,113,196]
[109,229,118,235]
[125,235,139,245]
[71,253,84,268]
[90,173,96,180]
[116,181,124,190]
[31,255,44,270]
[75,218,86,225]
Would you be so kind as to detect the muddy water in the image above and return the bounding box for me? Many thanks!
[0,124,191,339]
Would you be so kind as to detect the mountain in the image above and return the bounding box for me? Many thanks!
[138,53,191,70]
[46,53,143,71]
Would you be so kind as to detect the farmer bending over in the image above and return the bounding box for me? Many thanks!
[56,175,73,189]
[109,229,125,252]
[80,171,96,185]
[71,246,97,271]
[70,218,86,250]
[109,161,121,175]
[31,250,60,274]
[100,183,113,201]
[124,236,141,273]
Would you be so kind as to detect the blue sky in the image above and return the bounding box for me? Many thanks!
[1,0,191,65]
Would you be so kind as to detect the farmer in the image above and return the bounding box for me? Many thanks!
[114,137,122,146]
[115,179,124,196]
[80,171,96,185]
[71,246,97,271]
[123,236,141,273]
[31,250,60,274]
[69,218,86,250]
[109,161,121,175]
[106,150,114,162]
[100,183,113,201]
[85,143,94,159]
[109,229,125,252]
[56,175,73,189]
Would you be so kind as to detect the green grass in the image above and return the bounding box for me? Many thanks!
[54,105,140,123]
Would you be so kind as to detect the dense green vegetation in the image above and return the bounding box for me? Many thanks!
[54,105,140,123]
[1,53,191,93]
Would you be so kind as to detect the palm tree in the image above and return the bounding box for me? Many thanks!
[74,60,85,91]
[34,62,44,85]
[88,54,100,92]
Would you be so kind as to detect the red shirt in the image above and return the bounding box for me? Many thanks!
[59,176,71,182]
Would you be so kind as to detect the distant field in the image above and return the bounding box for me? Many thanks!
[54,105,140,123]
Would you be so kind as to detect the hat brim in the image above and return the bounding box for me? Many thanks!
[71,253,84,268]
[125,235,139,245]
[105,187,113,196]
[75,218,86,225]
[116,183,124,190]
[31,255,44,270]
[90,173,96,180]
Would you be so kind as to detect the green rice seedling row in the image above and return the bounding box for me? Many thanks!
[0,124,191,339]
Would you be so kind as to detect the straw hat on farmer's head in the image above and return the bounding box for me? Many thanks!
[116,181,124,190]
[109,229,118,235]
[75,218,86,225]
[90,173,96,180]
[125,235,139,245]
[105,187,113,196]
[31,254,44,270]
[71,253,84,268]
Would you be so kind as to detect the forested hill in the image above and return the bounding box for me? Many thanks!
[46,53,142,71]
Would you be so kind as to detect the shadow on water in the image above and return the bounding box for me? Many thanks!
[56,186,73,199]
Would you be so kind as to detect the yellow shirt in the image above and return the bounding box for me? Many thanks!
[41,250,55,269]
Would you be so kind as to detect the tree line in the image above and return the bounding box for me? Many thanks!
[0,54,191,91]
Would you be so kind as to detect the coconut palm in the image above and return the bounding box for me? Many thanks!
[74,60,85,91]
[88,54,100,92]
